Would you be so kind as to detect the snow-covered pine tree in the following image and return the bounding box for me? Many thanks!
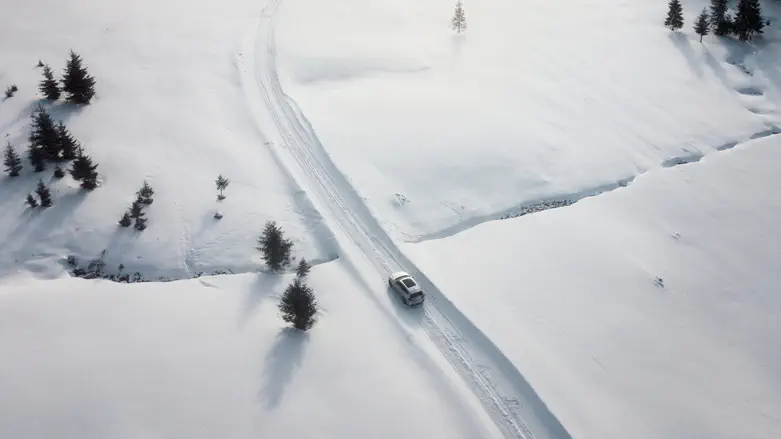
[62,51,96,104]
[451,0,467,33]
[69,148,99,189]
[28,105,59,161]
[665,0,684,31]
[134,216,148,231]
[215,174,230,200]
[53,165,66,179]
[296,258,311,278]
[26,193,38,208]
[36,179,53,207]
[55,122,79,161]
[137,180,154,205]
[257,220,293,271]
[694,8,711,42]
[278,278,318,331]
[129,198,145,219]
[39,65,61,101]
[710,0,731,35]
[27,144,46,172]
[3,142,23,177]
[734,0,764,41]
[118,211,132,227]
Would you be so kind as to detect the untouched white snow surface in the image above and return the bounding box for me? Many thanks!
[0,264,500,439]
[276,0,781,241]
[405,136,781,439]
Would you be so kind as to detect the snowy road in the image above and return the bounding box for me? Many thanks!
[239,1,571,438]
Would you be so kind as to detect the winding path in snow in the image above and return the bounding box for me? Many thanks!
[238,1,571,438]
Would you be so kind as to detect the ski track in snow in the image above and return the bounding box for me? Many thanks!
[239,1,571,438]
[408,126,781,244]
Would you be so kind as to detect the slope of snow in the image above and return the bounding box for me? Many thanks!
[0,0,336,280]
[275,0,781,241]
[404,136,781,439]
[0,262,501,439]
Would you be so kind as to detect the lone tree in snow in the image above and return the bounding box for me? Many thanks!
[296,258,311,278]
[278,278,318,331]
[27,144,46,173]
[734,0,764,41]
[215,174,230,200]
[69,148,99,189]
[710,0,732,36]
[694,8,711,42]
[137,180,154,205]
[39,65,61,101]
[28,106,59,161]
[451,1,467,33]
[257,220,293,271]
[62,51,96,104]
[3,142,23,177]
[118,211,132,227]
[26,193,38,208]
[665,0,684,31]
[4,85,18,98]
[36,179,53,207]
[55,122,79,161]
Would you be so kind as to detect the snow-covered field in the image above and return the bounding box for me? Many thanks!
[1,0,780,437]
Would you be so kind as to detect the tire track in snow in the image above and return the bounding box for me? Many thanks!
[241,2,571,438]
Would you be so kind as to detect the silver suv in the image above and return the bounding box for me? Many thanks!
[388,271,425,306]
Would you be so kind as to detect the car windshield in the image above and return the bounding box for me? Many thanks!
[401,278,417,289]
[409,292,423,300]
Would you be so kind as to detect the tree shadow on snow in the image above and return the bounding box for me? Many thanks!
[259,327,309,409]
[238,271,284,327]
[669,32,704,78]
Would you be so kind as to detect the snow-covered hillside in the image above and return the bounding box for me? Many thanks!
[1,0,780,438]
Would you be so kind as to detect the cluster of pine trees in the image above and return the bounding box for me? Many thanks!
[118,181,155,231]
[38,51,97,104]
[666,0,766,42]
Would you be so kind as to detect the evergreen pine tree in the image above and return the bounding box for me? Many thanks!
[26,193,38,208]
[734,0,764,41]
[28,106,59,161]
[215,174,230,200]
[665,0,684,31]
[129,198,145,219]
[134,216,148,231]
[38,65,61,101]
[55,122,79,160]
[451,1,467,33]
[118,211,132,227]
[296,258,311,278]
[61,51,96,104]
[36,179,53,207]
[53,165,65,179]
[27,144,46,172]
[4,85,17,98]
[3,142,23,177]
[710,0,731,35]
[278,278,318,331]
[257,220,293,271]
[137,180,154,204]
[695,8,711,42]
[69,148,99,189]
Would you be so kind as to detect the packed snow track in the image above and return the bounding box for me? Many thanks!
[239,1,572,438]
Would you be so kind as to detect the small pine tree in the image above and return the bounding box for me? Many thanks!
[734,0,764,41]
[129,199,145,219]
[118,211,132,227]
[27,145,46,172]
[4,85,18,98]
[28,106,59,161]
[53,165,65,179]
[62,51,96,105]
[36,60,45,68]
[137,180,154,204]
[134,216,148,231]
[257,220,293,271]
[665,0,684,31]
[36,179,53,207]
[55,122,79,160]
[296,258,311,278]
[710,0,730,35]
[694,8,711,42]
[38,65,61,101]
[69,148,99,189]
[451,1,467,33]
[26,193,38,208]
[215,174,230,200]
[278,278,318,331]
[3,142,23,177]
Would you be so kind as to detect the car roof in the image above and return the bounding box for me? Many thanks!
[390,271,411,281]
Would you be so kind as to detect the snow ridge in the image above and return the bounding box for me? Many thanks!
[240,1,571,438]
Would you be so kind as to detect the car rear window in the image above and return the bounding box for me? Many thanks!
[401,278,416,288]
[409,292,423,300]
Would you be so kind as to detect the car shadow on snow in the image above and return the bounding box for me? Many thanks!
[385,284,425,327]
[259,327,309,409]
